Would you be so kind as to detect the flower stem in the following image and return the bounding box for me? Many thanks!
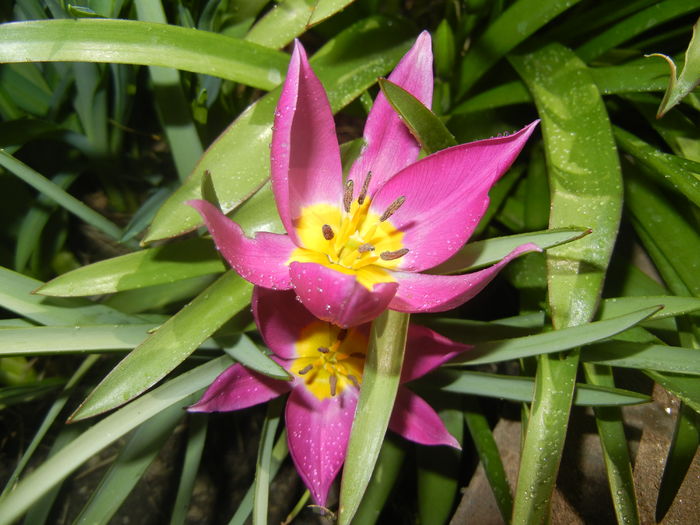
[337,309,410,525]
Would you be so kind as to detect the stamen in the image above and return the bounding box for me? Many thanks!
[337,329,348,341]
[298,364,314,375]
[343,180,354,213]
[317,346,330,354]
[358,243,375,253]
[347,374,361,388]
[322,224,334,240]
[380,196,405,222]
[357,171,372,205]
[329,375,338,396]
[349,352,365,359]
[380,248,409,261]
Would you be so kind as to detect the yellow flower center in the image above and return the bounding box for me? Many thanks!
[289,173,408,290]
[291,322,367,400]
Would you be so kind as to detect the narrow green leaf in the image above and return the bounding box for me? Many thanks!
[0,19,288,90]
[253,398,283,525]
[0,356,231,525]
[351,437,406,525]
[449,306,658,366]
[0,150,123,242]
[614,126,700,208]
[576,0,700,62]
[647,370,700,414]
[246,0,356,49]
[38,238,223,297]
[457,0,582,97]
[649,17,700,117]
[70,272,252,421]
[432,227,589,275]
[221,333,290,381]
[378,78,457,154]
[0,324,155,355]
[582,341,700,374]
[228,430,289,525]
[144,16,414,243]
[598,295,700,322]
[338,310,410,525]
[134,0,204,181]
[509,41,623,525]
[433,370,650,407]
[464,398,512,522]
[0,266,145,326]
[73,403,186,525]
[169,416,208,525]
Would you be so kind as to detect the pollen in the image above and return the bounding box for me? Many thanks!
[291,322,367,400]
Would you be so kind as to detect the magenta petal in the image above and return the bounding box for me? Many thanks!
[253,286,319,360]
[370,121,539,272]
[289,262,398,328]
[188,199,295,289]
[389,388,460,448]
[401,324,471,384]
[348,31,433,196]
[390,243,540,312]
[271,41,343,244]
[188,363,291,413]
[286,387,357,506]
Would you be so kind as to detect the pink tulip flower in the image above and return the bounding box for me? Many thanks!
[189,33,539,327]
[189,287,470,506]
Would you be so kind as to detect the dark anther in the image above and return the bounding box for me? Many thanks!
[322,224,334,240]
[380,196,406,222]
[349,352,366,359]
[329,375,338,396]
[358,243,375,253]
[347,374,361,388]
[298,364,313,375]
[343,180,354,213]
[317,346,330,354]
[380,248,409,261]
[337,329,348,341]
[358,171,372,205]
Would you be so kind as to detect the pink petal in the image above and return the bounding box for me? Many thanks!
[188,199,295,289]
[289,262,398,328]
[389,243,540,312]
[370,121,539,272]
[271,41,343,244]
[286,387,358,506]
[188,363,291,413]
[389,388,460,448]
[348,31,433,196]
[401,324,471,384]
[253,286,319,360]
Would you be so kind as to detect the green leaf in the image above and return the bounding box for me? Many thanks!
[0,356,231,525]
[37,238,224,297]
[0,150,124,242]
[463,398,512,522]
[647,370,700,414]
[73,404,185,525]
[432,227,589,275]
[246,0,357,49]
[509,41,623,525]
[582,341,700,375]
[253,398,283,525]
[576,1,700,63]
[0,19,288,90]
[169,416,208,525]
[449,306,658,366]
[648,17,700,117]
[338,310,410,525]
[432,370,650,406]
[70,272,252,421]
[598,295,700,322]
[457,0,582,97]
[144,16,414,243]
[0,266,145,326]
[221,334,290,380]
[378,78,457,154]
